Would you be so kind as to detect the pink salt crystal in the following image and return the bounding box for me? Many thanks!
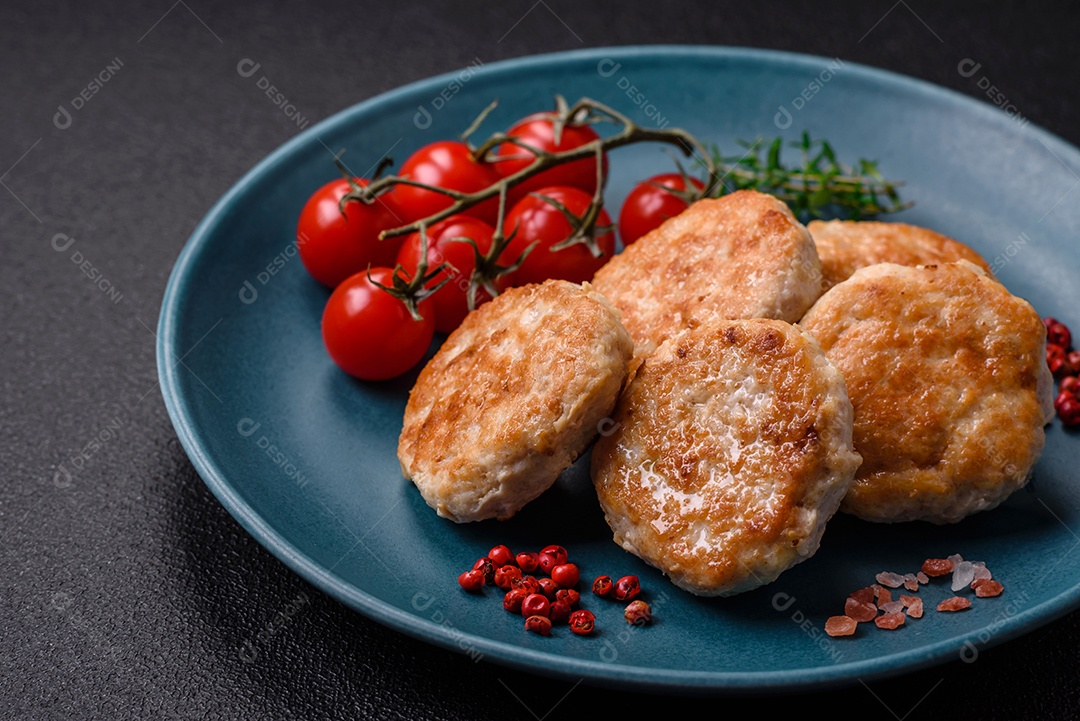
[952,561,976,592]
[906,597,924,618]
[850,586,874,604]
[845,597,878,623]
[875,572,904,588]
[937,596,972,612]
[972,578,1004,598]
[826,615,858,637]
[875,612,905,630]
[880,600,904,614]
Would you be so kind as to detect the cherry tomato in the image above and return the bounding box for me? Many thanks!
[618,173,705,246]
[321,268,435,381]
[297,178,405,288]
[393,140,501,225]
[395,215,496,333]
[499,186,616,287]
[491,113,607,203]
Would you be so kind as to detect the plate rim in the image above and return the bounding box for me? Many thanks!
[158,43,1080,693]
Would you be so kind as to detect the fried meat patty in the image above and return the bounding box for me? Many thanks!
[808,219,991,292]
[800,260,1054,524]
[591,318,861,596]
[591,190,822,366]
[398,279,633,522]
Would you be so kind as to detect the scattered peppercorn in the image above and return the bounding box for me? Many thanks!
[555,589,580,607]
[568,609,595,635]
[503,588,528,613]
[613,575,641,602]
[549,599,572,624]
[624,600,652,626]
[525,615,552,636]
[512,574,541,595]
[472,557,495,585]
[537,577,559,600]
[515,552,539,573]
[458,569,485,593]
[488,545,514,568]
[1045,317,1072,348]
[538,545,569,574]
[521,593,550,618]
[494,565,523,590]
[458,545,653,638]
[551,563,580,589]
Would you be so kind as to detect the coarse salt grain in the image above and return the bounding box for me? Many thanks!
[875,612,905,630]
[952,561,976,592]
[875,571,905,588]
[972,578,1004,598]
[937,596,972,612]
[904,597,924,618]
[850,586,874,604]
[826,615,858,637]
[921,558,953,577]
[880,600,904,615]
[845,597,878,623]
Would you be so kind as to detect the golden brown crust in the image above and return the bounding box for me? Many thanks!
[808,219,991,292]
[591,190,822,365]
[800,261,1052,524]
[591,318,860,596]
[398,279,633,522]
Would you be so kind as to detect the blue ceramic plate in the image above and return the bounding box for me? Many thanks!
[158,46,1080,693]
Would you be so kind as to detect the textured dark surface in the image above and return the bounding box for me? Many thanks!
[4,1,1080,718]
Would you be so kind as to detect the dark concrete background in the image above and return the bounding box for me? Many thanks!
[4,1,1080,718]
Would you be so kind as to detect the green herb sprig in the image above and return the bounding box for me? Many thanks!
[706,132,911,220]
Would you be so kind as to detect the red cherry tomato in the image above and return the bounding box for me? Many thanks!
[296,178,404,288]
[395,215,496,333]
[393,140,501,224]
[491,114,607,203]
[499,186,616,287]
[618,173,705,246]
[321,268,435,381]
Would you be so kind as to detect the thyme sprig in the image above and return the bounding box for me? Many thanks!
[705,132,910,220]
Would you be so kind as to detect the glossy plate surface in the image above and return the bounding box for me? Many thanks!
[158,46,1080,693]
